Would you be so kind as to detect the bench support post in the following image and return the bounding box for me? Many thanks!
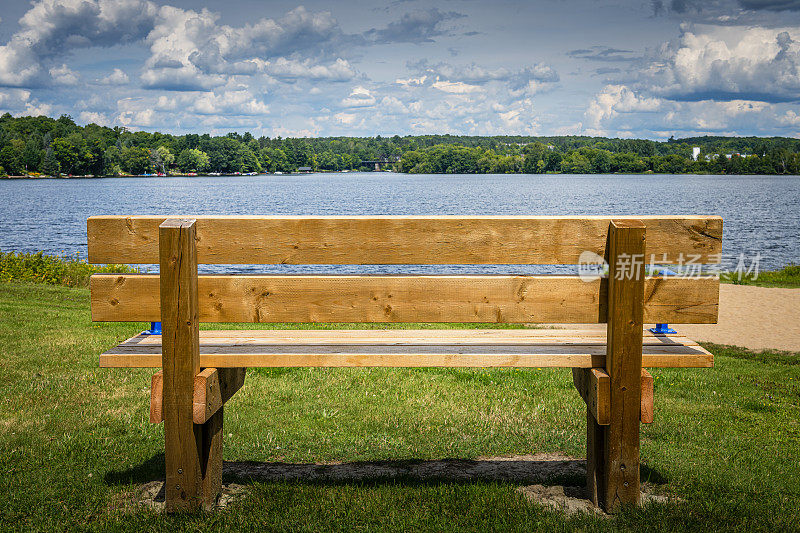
[160,218,221,512]
[587,220,645,512]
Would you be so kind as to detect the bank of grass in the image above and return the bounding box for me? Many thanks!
[0,250,137,287]
[0,281,799,531]
[721,263,800,288]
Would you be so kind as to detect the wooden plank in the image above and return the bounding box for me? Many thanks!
[194,368,246,425]
[87,215,723,265]
[572,368,610,425]
[124,328,700,346]
[160,218,209,512]
[641,369,654,424]
[586,409,605,506]
[99,343,714,368]
[90,274,719,324]
[573,368,654,425]
[150,371,163,424]
[151,368,246,424]
[603,219,646,511]
[201,407,223,509]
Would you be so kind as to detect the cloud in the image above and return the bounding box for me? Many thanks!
[739,0,800,10]
[98,68,130,85]
[364,8,465,44]
[567,46,641,62]
[79,111,111,125]
[341,86,376,107]
[0,0,158,86]
[190,90,269,115]
[585,84,662,129]
[431,80,482,94]
[639,24,800,103]
[584,82,799,137]
[264,58,356,81]
[49,64,80,85]
[408,59,558,86]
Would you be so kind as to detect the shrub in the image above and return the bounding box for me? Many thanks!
[0,250,137,288]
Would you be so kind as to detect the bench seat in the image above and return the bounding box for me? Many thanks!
[100,328,713,369]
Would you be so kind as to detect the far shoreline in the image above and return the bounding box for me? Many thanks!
[3,171,800,180]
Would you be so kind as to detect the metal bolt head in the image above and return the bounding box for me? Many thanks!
[178,468,183,474]
[176,484,181,490]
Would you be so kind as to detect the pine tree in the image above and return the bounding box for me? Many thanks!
[41,146,60,176]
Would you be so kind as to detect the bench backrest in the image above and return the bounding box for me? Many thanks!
[88,215,721,324]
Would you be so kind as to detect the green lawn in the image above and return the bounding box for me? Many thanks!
[721,263,800,288]
[1,281,799,531]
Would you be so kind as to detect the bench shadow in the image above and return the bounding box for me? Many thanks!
[105,453,668,489]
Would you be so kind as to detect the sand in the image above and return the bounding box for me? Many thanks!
[548,284,800,353]
[679,284,800,352]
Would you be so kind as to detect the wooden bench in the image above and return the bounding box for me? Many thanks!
[88,215,722,512]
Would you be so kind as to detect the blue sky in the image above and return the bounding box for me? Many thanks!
[0,0,799,139]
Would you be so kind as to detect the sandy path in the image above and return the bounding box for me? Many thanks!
[678,284,800,352]
[549,284,800,352]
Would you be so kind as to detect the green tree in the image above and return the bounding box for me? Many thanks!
[176,148,210,172]
[22,137,42,172]
[150,146,175,173]
[40,146,60,176]
[103,146,122,175]
[120,146,150,175]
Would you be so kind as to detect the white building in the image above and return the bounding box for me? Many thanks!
[692,147,701,161]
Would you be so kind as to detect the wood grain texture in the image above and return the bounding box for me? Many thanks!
[573,368,654,426]
[603,219,646,511]
[200,407,223,510]
[572,368,611,425]
[87,215,723,265]
[150,368,246,424]
[123,328,701,346]
[89,274,719,324]
[195,368,245,425]
[641,369,654,424]
[159,218,206,512]
[99,329,714,368]
[150,371,163,424]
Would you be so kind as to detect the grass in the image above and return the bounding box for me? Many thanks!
[721,263,800,288]
[0,281,799,531]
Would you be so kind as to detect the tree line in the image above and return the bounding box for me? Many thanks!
[1,113,799,176]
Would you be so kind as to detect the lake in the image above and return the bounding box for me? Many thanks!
[0,172,797,274]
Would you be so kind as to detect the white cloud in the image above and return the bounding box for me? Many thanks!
[341,86,376,107]
[641,24,800,102]
[190,90,269,115]
[431,80,482,94]
[0,0,158,86]
[49,64,80,85]
[98,68,130,85]
[264,58,355,81]
[79,111,111,125]
[586,85,662,129]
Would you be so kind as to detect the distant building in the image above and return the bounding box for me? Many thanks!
[692,147,701,161]
[297,167,312,172]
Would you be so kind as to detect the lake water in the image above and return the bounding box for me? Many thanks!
[0,172,797,274]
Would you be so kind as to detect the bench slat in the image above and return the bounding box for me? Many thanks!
[99,329,713,368]
[90,274,719,324]
[87,215,723,265]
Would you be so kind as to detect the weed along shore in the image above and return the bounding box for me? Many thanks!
[1,268,800,528]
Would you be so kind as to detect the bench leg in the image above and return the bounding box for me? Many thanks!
[588,220,645,512]
[201,407,223,507]
[161,218,223,511]
[586,409,606,506]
